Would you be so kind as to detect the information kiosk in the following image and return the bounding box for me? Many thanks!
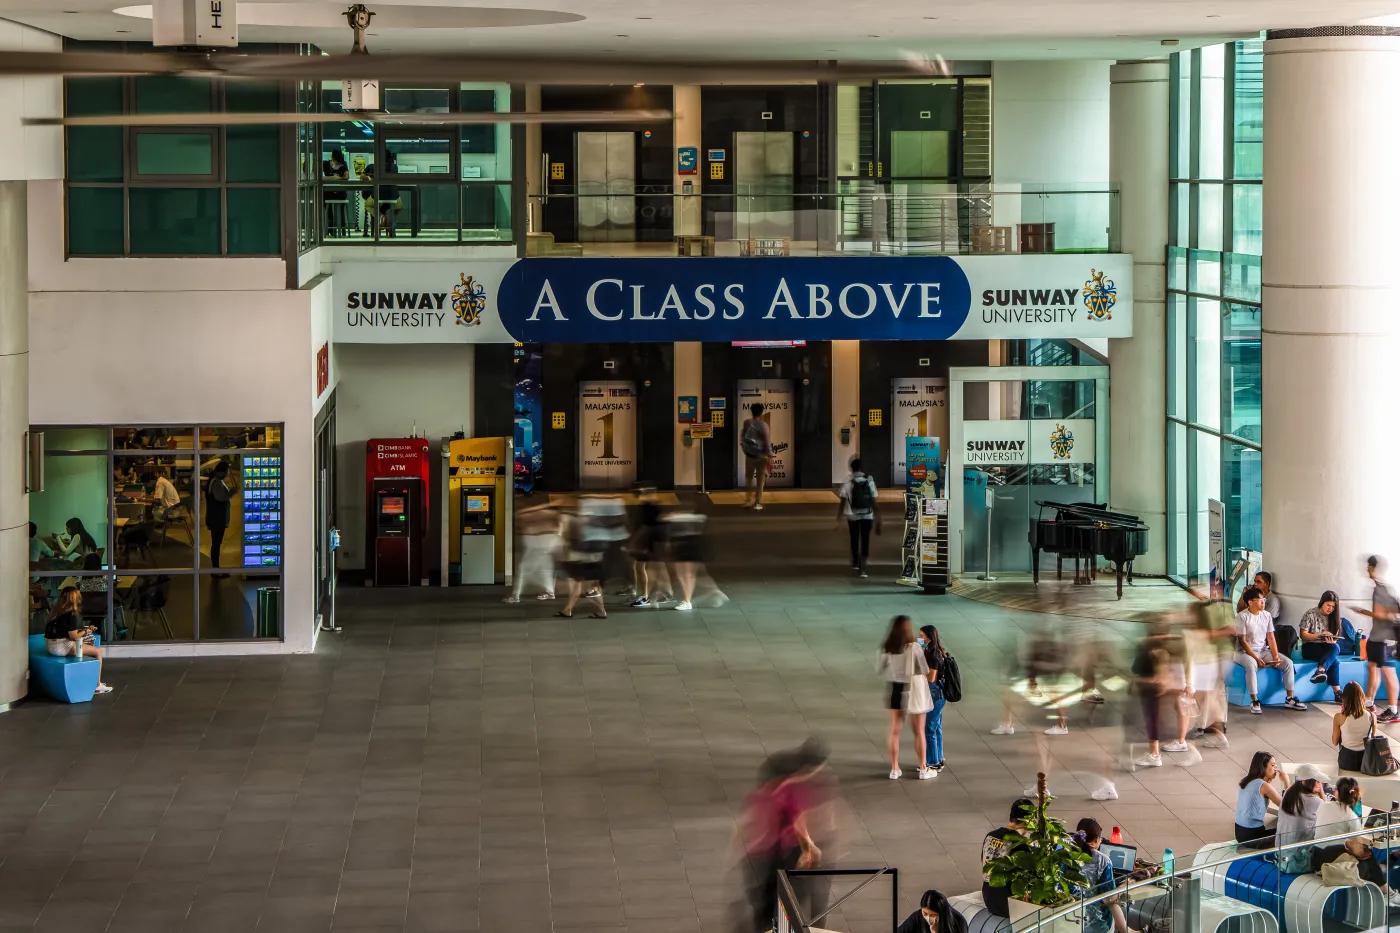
[365,438,431,586]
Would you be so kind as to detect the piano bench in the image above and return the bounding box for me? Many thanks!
[1227,657,1369,707]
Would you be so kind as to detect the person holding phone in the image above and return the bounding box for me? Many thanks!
[44,587,112,695]
[1235,586,1308,714]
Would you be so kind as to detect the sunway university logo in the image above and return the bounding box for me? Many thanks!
[1049,423,1075,460]
[451,273,487,327]
[1081,268,1117,321]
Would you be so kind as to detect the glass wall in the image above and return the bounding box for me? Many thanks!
[28,425,284,643]
[65,75,284,257]
[1166,39,1263,591]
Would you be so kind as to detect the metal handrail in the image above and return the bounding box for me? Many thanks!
[1010,815,1399,932]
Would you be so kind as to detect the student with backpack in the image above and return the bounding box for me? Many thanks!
[836,457,881,577]
[919,625,961,774]
[740,402,772,511]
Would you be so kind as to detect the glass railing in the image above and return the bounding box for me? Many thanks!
[316,181,513,244]
[525,185,1119,258]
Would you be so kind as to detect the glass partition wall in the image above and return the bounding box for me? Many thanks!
[29,425,285,643]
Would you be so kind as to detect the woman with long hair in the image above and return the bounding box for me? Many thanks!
[53,517,98,564]
[878,615,933,780]
[896,889,969,933]
[1234,751,1283,847]
[919,625,949,773]
[1333,681,1376,773]
[1300,590,1344,700]
[44,586,112,694]
[1275,777,1325,870]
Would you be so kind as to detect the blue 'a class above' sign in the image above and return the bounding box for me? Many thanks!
[332,255,1133,344]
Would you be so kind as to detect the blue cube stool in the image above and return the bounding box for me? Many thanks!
[27,633,101,704]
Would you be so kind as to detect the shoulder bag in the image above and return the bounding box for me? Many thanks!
[1361,715,1399,776]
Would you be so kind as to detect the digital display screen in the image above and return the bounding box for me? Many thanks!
[241,455,282,569]
[381,496,406,516]
[465,495,490,513]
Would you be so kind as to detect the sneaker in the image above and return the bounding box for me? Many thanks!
[94,683,113,695]
[753,504,764,511]
[1134,753,1163,768]
[584,587,601,598]
[888,769,902,780]
[629,596,651,608]
[930,761,946,771]
[1091,783,1119,801]
[1162,740,1190,753]
[1084,690,1106,704]
[1044,724,1069,736]
[706,592,730,608]
[1187,727,1208,739]
[860,571,869,579]
[1174,745,1203,767]
[1199,731,1229,749]
[1250,701,1263,715]
[1380,709,1400,724]
[918,768,937,781]
[990,723,1015,736]
[502,595,521,604]
[1387,889,1400,908]
[1284,697,1309,711]
[536,592,555,600]
[673,600,693,611]
[1310,669,1329,684]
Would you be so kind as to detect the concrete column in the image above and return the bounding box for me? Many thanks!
[1108,59,1169,575]
[0,181,28,708]
[1262,29,1400,621]
[673,342,702,488]
[524,84,541,234]
[673,85,701,237]
[830,340,859,479]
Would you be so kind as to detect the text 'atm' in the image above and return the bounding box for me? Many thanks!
[365,438,431,586]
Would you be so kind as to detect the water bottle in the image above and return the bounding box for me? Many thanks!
[1109,825,1123,844]
[1163,847,1175,878]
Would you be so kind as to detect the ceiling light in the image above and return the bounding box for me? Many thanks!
[868,34,881,38]
[616,34,629,38]
[1046,47,1058,51]
[1160,38,1180,46]
[635,16,652,19]
[923,15,938,19]
[116,29,130,33]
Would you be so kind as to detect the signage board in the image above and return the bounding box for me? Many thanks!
[708,396,727,410]
[904,436,942,497]
[707,148,727,162]
[578,381,637,489]
[891,376,947,482]
[736,379,794,488]
[1027,418,1096,465]
[689,423,713,439]
[866,408,883,427]
[677,146,698,175]
[333,255,1133,344]
[1208,498,1226,599]
[712,409,726,428]
[315,342,330,397]
[677,395,698,424]
[963,421,1029,467]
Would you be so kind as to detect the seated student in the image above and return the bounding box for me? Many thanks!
[28,521,53,569]
[1236,585,1308,713]
[896,889,968,933]
[48,517,98,566]
[44,587,112,695]
[1333,682,1377,773]
[981,798,1031,916]
[1313,778,1400,905]
[1274,775,1326,871]
[1301,590,1348,699]
[1236,752,1284,847]
[1238,570,1283,619]
[1074,819,1139,933]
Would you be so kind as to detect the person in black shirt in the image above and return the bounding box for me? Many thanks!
[43,587,112,695]
[897,889,968,933]
[982,797,1031,916]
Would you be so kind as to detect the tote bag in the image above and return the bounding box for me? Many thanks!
[905,648,934,715]
[1361,716,1399,776]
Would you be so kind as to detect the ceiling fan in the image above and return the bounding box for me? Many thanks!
[13,3,943,129]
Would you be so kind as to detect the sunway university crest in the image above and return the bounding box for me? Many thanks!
[1049,423,1074,460]
[450,273,487,327]
[1081,268,1118,321]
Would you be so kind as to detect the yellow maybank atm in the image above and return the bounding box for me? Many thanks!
[446,437,512,585]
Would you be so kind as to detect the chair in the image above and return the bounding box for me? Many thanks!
[130,575,174,640]
[119,521,153,564]
[155,499,193,545]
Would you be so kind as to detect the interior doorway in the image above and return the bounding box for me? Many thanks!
[576,131,636,242]
[733,131,795,240]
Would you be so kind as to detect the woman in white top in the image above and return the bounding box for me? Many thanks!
[1333,682,1376,773]
[878,615,933,781]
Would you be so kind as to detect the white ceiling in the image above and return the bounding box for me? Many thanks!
[3,0,1400,61]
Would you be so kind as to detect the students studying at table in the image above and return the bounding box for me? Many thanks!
[44,517,98,566]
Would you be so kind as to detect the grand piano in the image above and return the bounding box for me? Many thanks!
[1029,501,1150,599]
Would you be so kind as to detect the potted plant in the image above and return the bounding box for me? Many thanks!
[984,773,1091,920]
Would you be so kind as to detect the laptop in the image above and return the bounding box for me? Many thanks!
[1100,842,1138,878]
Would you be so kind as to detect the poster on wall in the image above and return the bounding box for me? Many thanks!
[1208,498,1226,600]
[904,436,942,497]
[891,377,947,484]
[735,379,795,488]
[513,344,543,493]
[1027,418,1096,465]
[578,380,637,489]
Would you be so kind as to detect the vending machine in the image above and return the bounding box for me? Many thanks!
[447,436,512,585]
[365,438,431,586]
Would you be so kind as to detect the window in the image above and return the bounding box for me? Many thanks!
[29,425,285,643]
[65,71,284,257]
[1166,39,1263,593]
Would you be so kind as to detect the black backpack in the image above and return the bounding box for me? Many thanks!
[740,419,766,457]
[849,474,875,512]
[939,653,963,702]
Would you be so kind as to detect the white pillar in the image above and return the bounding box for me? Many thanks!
[0,181,28,708]
[673,85,701,237]
[830,340,859,480]
[1262,29,1400,620]
[673,342,702,487]
[1108,59,1169,575]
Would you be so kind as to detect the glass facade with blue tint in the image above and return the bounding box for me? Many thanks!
[1166,39,1263,590]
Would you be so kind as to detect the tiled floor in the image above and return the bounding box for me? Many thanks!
[0,504,1348,932]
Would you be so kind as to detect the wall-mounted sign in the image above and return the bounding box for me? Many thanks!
[315,342,330,396]
[707,148,726,162]
[709,162,724,180]
[689,423,713,439]
[551,411,566,429]
[866,408,883,427]
[578,381,637,489]
[963,418,1097,468]
[963,421,1029,467]
[550,161,566,180]
[677,146,698,175]
[708,396,727,410]
[712,409,726,428]
[891,377,947,483]
[677,395,698,423]
[333,255,1133,345]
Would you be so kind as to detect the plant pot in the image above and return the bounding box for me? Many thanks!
[1008,897,1052,923]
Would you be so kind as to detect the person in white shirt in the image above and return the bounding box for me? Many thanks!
[151,468,181,514]
[1236,585,1307,714]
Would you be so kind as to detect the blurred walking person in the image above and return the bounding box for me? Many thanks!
[1186,598,1234,746]
[504,502,560,603]
[557,501,607,619]
[627,495,672,608]
[666,510,727,611]
[733,745,827,932]
[879,615,934,780]
[835,458,881,578]
[1357,555,1400,722]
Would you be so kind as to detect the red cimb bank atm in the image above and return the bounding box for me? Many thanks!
[365,438,431,586]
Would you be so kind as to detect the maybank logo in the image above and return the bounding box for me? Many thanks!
[1081,269,1117,321]
[1049,423,1075,460]
[451,273,487,327]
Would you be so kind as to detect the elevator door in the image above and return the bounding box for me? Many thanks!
[889,130,957,251]
[576,132,636,242]
[734,131,794,240]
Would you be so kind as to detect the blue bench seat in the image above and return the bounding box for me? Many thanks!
[1227,658,1369,708]
[27,633,101,704]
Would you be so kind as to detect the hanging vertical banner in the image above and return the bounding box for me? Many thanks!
[904,436,942,498]
[578,381,637,489]
[735,379,795,488]
[891,377,948,484]
[1208,498,1226,600]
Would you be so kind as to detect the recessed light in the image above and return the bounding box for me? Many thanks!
[635,16,652,20]
[1206,13,1221,18]
[115,29,130,33]
[868,34,881,38]
[1160,38,1180,46]
[615,34,629,38]
[923,15,938,19]
[1046,47,1058,51]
